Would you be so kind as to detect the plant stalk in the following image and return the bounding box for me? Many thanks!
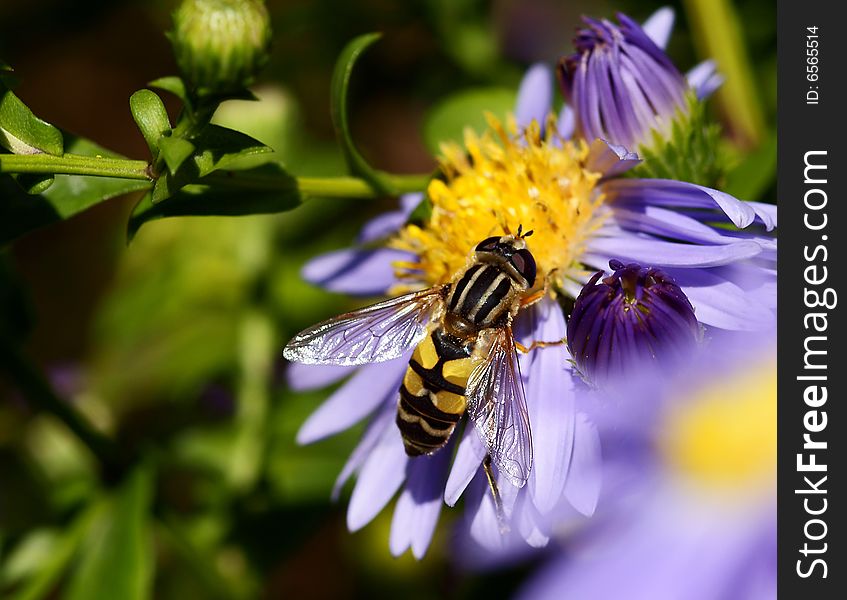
[0,152,431,198]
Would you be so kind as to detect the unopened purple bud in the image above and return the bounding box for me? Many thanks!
[567,260,700,386]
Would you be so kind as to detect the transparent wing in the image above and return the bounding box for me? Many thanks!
[465,326,533,488]
[283,287,447,366]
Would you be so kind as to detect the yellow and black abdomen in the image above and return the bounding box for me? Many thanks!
[396,328,478,456]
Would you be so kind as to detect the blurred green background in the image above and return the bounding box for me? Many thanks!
[0,1,775,598]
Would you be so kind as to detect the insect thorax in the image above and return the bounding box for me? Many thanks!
[445,262,523,333]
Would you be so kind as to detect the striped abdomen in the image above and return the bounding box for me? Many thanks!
[396,328,479,456]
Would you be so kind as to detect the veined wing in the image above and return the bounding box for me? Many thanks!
[283,286,447,366]
[465,326,533,488]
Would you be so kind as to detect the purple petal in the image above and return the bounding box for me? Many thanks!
[524,299,577,514]
[602,178,769,230]
[585,139,641,178]
[668,268,776,330]
[516,63,553,131]
[563,412,601,516]
[641,7,675,50]
[584,236,762,268]
[468,469,521,552]
[609,205,752,245]
[686,59,724,99]
[286,362,353,392]
[358,212,408,244]
[746,201,777,230]
[518,486,770,600]
[444,424,486,506]
[332,405,395,499]
[556,104,576,140]
[713,263,777,309]
[577,52,602,142]
[400,192,424,212]
[589,53,630,145]
[514,488,551,548]
[301,248,408,296]
[390,448,452,558]
[347,424,408,531]
[297,356,407,444]
[358,193,423,243]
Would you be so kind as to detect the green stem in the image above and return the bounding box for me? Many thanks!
[0,152,152,180]
[0,152,431,197]
[0,342,124,476]
[202,171,430,198]
[301,173,430,198]
[682,0,766,148]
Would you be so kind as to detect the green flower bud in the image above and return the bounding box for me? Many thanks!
[171,0,272,96]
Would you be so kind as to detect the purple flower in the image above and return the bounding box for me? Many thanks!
[290,199,602,558]
[517,333,776,599]
[567,260,701,386]
[557,8,723,150]
[285,9,775,559]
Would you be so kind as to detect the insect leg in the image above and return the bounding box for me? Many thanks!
[483,454,510,535]
[515,337,567,354]
[519,289,546,308]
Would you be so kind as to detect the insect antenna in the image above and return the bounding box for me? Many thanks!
[515,224,534,239]
[483,455,510,536]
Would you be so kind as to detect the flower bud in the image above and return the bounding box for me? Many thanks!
[558,13,687,151]
[567,260,700,386]
[171,0,272,96]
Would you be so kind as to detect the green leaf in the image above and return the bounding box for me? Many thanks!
[150,124,274,204]
[6,506,99,600]
[128,162,301,240]
[64,466,154,600]
[0,134,151,245]
[191,124,274,176]
[13,173,53,195]
[0,82,63,156]
[1,529,60,589]
[330,33,394,194]
[423,87,516,154]
[151,170,184,204]
[129,89,171,156]
[148,76,192,111]
[158,136,195,174]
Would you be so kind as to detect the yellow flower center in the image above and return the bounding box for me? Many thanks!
[390,114,606,291]
[660,360,776,494]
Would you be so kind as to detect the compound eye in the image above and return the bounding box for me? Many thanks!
[475,236,500,252]
[511,249,537,286]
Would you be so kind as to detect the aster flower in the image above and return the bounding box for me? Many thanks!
[285,9,775,558]
[288,120,774,556]
[517,333,776,600]
[557,8,723,152]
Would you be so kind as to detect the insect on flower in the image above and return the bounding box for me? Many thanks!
[284,226,550,528]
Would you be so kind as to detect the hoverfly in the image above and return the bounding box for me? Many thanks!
[284,226,542,520]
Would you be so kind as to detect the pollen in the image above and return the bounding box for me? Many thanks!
[390,114,606,292]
